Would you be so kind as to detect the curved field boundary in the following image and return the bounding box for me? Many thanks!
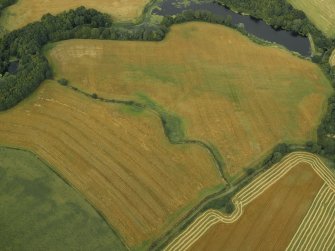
[286,184,335,251]
[164,152,335,251]
[64,84,229,182]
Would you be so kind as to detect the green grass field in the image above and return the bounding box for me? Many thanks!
[287,0,335,37]
[0,147,126,250]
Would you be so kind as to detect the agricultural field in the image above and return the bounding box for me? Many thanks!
[0,81,223,248]
[1,0,335,249]
[167,152,335,251]
[0,147,126,250]
[287,0,335,37]
[190,165,322,251]
[0,0,150,31]
[286,184,335,250]
[257,0,335,79]
[46,22,332,178]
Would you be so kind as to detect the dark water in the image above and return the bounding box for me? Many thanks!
[8,61,18,74]
[153,0,310,56]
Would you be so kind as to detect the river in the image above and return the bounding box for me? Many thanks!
[153,0,311,56]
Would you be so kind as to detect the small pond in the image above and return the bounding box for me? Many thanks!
[8,60,18,74]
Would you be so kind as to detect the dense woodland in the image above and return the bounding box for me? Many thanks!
[0,7,115,110]
[0,4,174,109]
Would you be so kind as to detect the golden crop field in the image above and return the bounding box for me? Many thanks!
[191,163,323,251]
[46,22,332,178]
[0,81,223,247]
[287,0,335,37]
[286,184,335,250]
[166,152,335,251]
[0,0,149,31]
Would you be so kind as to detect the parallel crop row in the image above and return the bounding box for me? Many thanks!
[165,152,335,251]
[286,184,335,251]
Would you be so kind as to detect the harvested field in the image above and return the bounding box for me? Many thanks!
[46,22,332,177]
[287,0,335,37]
[287,184,335,251]
[0,81,223,247]
[0,0,149,31]
[165,152,335,251]
[189,163,323,251]
[0,147,126,250]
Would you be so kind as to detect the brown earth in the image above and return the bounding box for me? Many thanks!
[190,163,324,251]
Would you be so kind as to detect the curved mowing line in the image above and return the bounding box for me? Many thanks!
[65,84,230,183]
[285,184,329,250]
[164,152,335,251]
[286,185,335,251]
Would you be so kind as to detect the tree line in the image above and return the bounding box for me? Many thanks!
[1,6,230,110]
[160,5,335,161]
[0,0,16,12]
[211,0,335,161]
[216,0,332,51]
[1,2,335,159]
[161,9,235,27]
[0,7,170,110]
